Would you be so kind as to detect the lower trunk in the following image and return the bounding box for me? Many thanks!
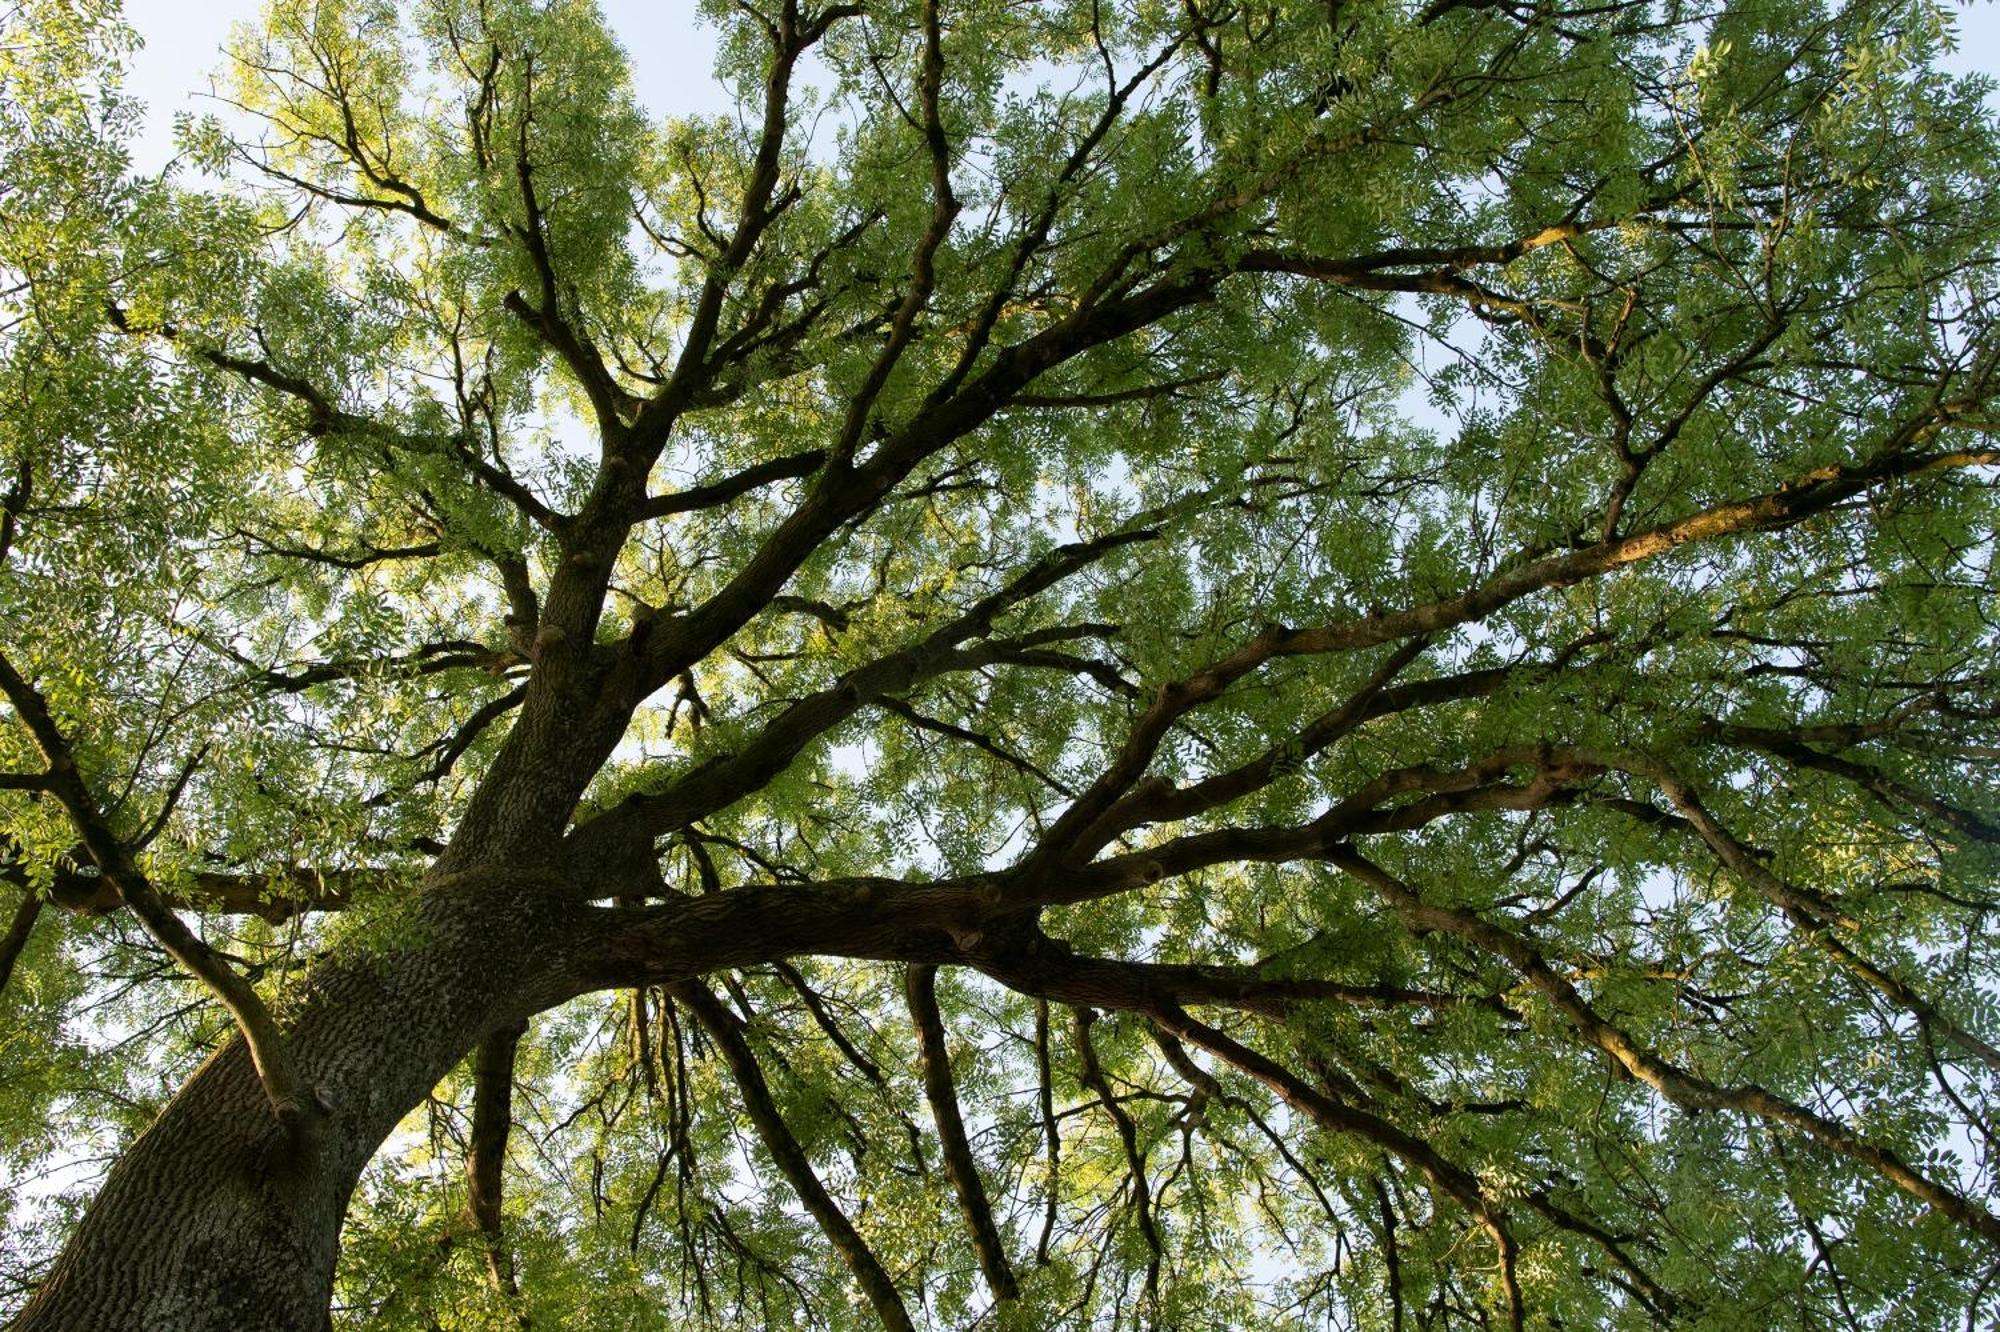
[10,870,581,1332]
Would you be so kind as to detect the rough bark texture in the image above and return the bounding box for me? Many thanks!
[11,874,579,1332]
[465,1020,528,1312]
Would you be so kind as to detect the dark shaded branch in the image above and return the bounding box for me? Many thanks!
[382,685,530,798]
[636,0,860,436]
[233,530,444,571]
[904,963,1019,1302]
[501,55,637,438]
[1522,1192,1678,1321]
[0,454,29,565]
[770,960,884,1086]
[466,1020,529,1321]
[1026,745,1593,909]
[243,639,508,694]
[572,524,1158,859]
[0,647,319,1138]
[0,884,42,1001]
[1034,998,1060,1265]
[971,933,1493,1018]
[1008,369,1230,410]
[638,450,827,521]
[1709,719,2000,844]
[877,696,1075,796]
[1374,1179,1406,1332]
[672,979,915,1332]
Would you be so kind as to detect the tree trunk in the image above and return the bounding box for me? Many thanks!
[9,871,579,1332]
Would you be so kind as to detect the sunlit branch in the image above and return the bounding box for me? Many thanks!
[1325,845,2000,1246]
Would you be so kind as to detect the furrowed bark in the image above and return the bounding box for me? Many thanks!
[9,868,588,1332]
[466,1020,529,1321]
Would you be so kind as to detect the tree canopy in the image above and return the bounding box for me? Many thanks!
[3,0,2000,1326]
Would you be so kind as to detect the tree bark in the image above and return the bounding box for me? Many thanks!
[8,871,582,1332]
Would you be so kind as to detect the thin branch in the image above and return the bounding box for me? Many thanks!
[638,450,827,521]
[1326,845,2000,1247]
[904,963,1019,1302]
[1149,1003,1526,1331]
[0,647,321,1140]
[673,979,915,1332]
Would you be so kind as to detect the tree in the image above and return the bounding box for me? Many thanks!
[2,0,1999,1324]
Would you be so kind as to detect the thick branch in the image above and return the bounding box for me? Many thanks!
[38,863,358,921]
[0,883,41,1000]
[465,1020,528,1319]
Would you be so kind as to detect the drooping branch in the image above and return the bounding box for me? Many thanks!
[904,963,1019,1303]
[1644,767,2000,1074]
[1325,845,2000,1246]
[1071,1005,1162,1303]
[383,684,531,799]
[106,305,566,533]
[1146,1003,1527,1331]
[968,930,1498,1018]
[465,1020,529,1321]
[0,647,321,1139]
[1708,717,2000,845]
[672,979,915,1332]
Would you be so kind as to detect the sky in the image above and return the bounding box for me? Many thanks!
[120,0,734,172]
[116,0,2000,177]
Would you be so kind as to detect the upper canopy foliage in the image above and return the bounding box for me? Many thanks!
[3,0,2000,1325]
